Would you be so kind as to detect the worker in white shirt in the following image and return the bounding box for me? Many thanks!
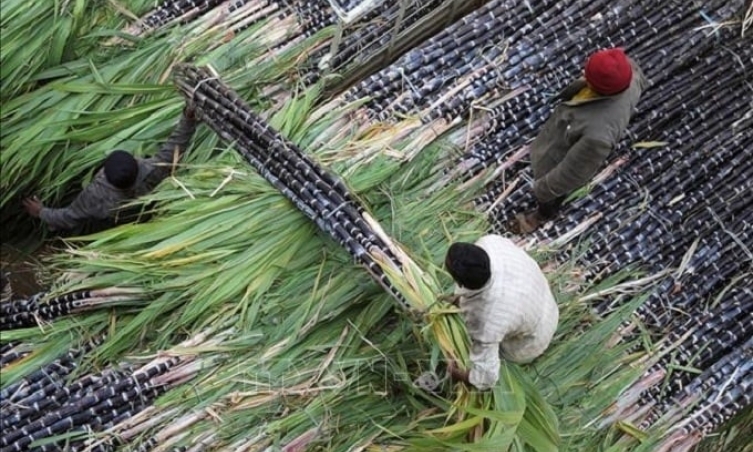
[444,234,559,390]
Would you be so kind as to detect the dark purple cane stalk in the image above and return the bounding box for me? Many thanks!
[1,337,104,405]
[133,0,228,33]
[1,288,141,330]
[0,344,30,368]
[1,358,182,451]
[173,64,411,308]
[0,341,17,355]
[647,337,753,437]
[1,366,135,431]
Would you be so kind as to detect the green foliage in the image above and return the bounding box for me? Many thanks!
[0,0,153,101]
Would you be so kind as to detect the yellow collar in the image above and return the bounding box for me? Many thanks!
[572,86,600,101]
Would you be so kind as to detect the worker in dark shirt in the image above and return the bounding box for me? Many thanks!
[23,103,198,235]
[512,48,647,233]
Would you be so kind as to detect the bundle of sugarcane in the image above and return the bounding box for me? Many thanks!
[1,333,211,451]
[172,64,413,308]
[0,287,142,330]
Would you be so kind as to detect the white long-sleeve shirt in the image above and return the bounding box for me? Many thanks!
[455,235,559,390]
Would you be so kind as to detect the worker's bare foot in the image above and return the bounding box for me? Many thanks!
[509,211,541,234]
[446,360,470,384]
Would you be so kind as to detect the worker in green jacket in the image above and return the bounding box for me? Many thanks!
[23,103,198,235]
[513,48,647,233]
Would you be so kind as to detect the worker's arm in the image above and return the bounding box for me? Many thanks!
[38,205,87,232]
[37,182,112,232]
[150,106,198,167]
[464,340,501,390]
[533,136,612,204]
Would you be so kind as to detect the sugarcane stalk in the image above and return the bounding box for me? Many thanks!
[173,64,414,308]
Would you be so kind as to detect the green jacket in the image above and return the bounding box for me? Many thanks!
[531,58,647,203]
[39,114,197,234]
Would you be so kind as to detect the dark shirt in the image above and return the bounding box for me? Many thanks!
[530,58,647,203]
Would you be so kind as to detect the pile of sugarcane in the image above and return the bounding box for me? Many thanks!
[302,0,444,82]
[0,288,142,330]
[0,335,210,452]
[132,0,227,32]
[173,64,412,308]
[482,33,751,228]
[343,0,558,121]
[300,0,492,89]
[323,0,753,445]
[482,39,750,452]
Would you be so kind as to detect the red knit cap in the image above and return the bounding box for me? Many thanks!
[584,48,633,95]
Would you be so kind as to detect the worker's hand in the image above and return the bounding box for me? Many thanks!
[22,197,44,218]
[447,360,470,384]
[437,293,461,307]
[184,102,197,121]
